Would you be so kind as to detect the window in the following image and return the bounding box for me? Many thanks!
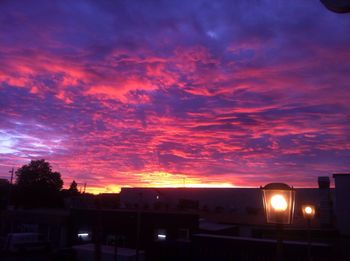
[154,229,167,241]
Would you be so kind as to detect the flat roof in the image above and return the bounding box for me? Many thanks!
[333,173,350,177]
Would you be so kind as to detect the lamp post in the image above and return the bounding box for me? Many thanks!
[261,183,295,261]
[135,192,143,261]
[302,204,316,261]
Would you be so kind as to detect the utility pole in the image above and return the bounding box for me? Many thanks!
[9,168,14,185]
[7,168,14,209]
[94,197,102,261]
[135,192,142,261]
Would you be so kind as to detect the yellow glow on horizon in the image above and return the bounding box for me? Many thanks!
[82,171,235,194]
[139,171,235,188]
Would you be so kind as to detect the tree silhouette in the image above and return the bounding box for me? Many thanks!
[14,159,63,208]
[68,180,79,195]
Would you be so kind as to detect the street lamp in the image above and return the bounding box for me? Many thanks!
[302,205,316,220]
[302,204,316,261]
[261,183,295,225]
[261,183,295,261]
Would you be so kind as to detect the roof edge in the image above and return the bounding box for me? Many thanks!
[333,173,350,177]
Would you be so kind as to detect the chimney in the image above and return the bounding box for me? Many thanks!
[318,176,333,227]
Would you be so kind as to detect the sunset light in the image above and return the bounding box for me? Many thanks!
[85,171,235,194]
[0,1,349,260]
[0,0,349,192]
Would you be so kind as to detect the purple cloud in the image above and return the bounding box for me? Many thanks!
[1,0,350,192]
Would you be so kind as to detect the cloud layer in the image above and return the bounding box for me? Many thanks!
[1,0,350,192]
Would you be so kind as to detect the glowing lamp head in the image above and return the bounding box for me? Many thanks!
[302,204,315,219]
[271,194,288,211]
[261,183,295,225]
[305,206,312,214]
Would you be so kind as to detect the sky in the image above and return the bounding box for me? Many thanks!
[0,0,350,193]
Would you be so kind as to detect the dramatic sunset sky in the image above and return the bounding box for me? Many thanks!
[1,1,350,193]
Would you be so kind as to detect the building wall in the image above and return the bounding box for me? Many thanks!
[120,187,331,226]
[70,209,198,250]
[333,174,350,235]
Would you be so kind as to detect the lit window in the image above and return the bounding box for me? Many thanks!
[77,232,91,241]
[157,234,166,240]
[155,229,167,241]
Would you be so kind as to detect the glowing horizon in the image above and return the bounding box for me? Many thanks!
[83,171,236,194]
